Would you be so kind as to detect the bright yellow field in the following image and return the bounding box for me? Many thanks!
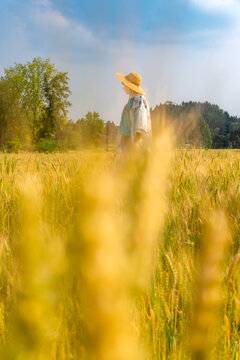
[0,143,240,360]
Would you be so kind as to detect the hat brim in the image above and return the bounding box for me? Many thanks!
[115,73,145,95]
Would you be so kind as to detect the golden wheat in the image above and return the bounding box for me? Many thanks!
[0,148,238,359]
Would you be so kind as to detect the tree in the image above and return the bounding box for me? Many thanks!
[0,78,30,148]
[76,112,105,147]
[151,101,240,149]
[185,115,212,149]
[38,71,71,140]
[2,58,71,143]
[229,128,240,148]
[212,134,229,149]
[199,116,212,149]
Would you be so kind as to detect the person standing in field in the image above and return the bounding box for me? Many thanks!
[115,72,152,151]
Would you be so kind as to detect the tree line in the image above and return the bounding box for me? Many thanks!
[1,57,240,152]
[151,101,240,149]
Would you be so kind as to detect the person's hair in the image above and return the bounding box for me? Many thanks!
[122,82,141,97]
[129,88,140,97]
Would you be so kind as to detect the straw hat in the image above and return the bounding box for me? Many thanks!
[115,72,145,95]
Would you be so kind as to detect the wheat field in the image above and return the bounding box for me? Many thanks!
[0,140,240,359]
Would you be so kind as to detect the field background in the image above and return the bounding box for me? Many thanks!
[0,147,240,359]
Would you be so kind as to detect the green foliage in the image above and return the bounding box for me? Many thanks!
[36,138,57,153]
[0,78,29,147]
[212,134,230,149]
[199,115,212,149]
[1,57,71,145]
[201,102,226,134]
[76,111,106,147]
[229,128,240,148]
[3,58,51,140]
[6,139,22,153]
[183,115,212,148]
[38,71,71,140]
[151,101,240,148]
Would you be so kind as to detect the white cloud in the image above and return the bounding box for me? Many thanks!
[190,0,240,14]
[32,2,68,28]
[72,24,98,46]
[31,0,98,47]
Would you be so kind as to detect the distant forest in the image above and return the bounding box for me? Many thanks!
[151,101,240,149]
[1,57,240,152]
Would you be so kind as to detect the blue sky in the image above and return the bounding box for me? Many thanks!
[0,0,240,122]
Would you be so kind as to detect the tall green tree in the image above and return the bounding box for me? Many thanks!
[2,57,71,143]
[38,71,71,140]
[199,116,212,149]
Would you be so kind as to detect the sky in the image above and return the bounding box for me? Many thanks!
[0,0,240,123]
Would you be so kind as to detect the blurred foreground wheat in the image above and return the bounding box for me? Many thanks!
[0,147,239,359]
